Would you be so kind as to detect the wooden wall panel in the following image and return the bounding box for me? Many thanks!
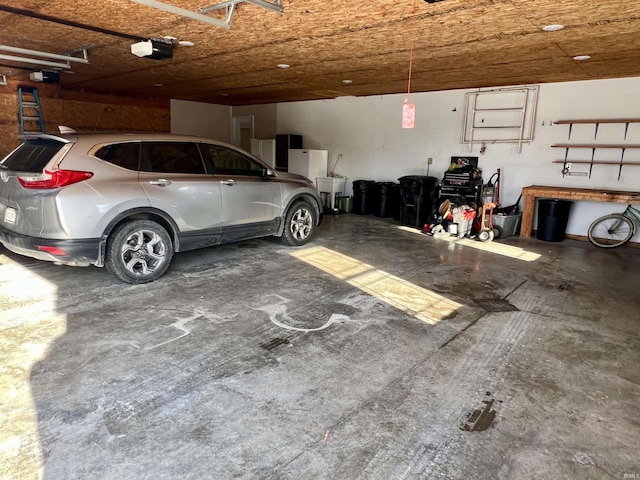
[0,80,169,159]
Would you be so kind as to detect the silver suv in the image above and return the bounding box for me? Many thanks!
[0,132,323,284]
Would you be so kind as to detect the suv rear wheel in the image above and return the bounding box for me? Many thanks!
[105,220,174,284]
[281,200,317,246]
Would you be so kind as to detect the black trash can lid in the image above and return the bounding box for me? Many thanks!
[538,198,572,216]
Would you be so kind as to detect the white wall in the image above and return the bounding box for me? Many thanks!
[276,77,640,239]
[170,99,231,141]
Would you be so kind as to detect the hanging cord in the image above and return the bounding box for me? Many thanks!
[406,0,418,99]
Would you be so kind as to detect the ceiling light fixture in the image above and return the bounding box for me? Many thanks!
[573,55,591,61]
[342,79,353,84]
[542,24,564,32]
[178,40,195,47]
[277,64,290,69]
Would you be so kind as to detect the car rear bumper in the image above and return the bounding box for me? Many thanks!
[0,225,102,266]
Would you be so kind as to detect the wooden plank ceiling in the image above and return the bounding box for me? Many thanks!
[1,0,639,106]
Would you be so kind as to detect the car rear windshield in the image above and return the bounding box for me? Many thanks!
[1,139,65,173]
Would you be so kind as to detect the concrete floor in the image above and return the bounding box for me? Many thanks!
[1,214,639,480]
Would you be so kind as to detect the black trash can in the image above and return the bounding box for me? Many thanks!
[373,182,397,218]
[391,183,402,221]
[352,180,376,215]
[398,175,438,228]
[536,199,572,242]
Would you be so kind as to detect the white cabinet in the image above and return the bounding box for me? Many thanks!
[287,149,328,181]
[250,139,276,168]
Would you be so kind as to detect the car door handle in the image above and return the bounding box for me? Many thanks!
[149,179,172,186]
[220,179,236,186]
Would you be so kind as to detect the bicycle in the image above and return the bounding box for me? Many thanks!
[587,204,640,248]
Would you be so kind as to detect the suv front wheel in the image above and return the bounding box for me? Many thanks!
[281,200,317,246]
[105,220,174,284]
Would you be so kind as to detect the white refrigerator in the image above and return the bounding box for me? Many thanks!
[287,149,328,182]
[250,139,276,169]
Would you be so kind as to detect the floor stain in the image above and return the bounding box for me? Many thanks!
[260,337,291,350]
[474,298,519,313]
[557,281,573,291]
[237,242,260,249]
[461,392,501,432]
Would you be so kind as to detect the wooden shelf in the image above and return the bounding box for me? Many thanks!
[552,144,640,149]
[551,144,640,180]
[554,119,640,125]
[552,160,640,165]
[552,120,640,179]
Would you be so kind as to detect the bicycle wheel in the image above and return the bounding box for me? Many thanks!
[587,214,634,248]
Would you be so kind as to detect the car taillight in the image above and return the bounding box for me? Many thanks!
[18,169,94,189]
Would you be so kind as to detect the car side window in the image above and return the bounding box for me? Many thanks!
[140,142,206,174]
[94,142,140,171]
[200,143,264,177]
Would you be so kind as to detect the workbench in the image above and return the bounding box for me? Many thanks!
[520,185,640,237]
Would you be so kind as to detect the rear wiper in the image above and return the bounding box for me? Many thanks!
[0,164,7,169]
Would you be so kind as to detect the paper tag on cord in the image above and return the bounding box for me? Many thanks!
[402,99,415,129]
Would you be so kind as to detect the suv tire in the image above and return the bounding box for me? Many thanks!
[281,200,317,246]
[105,220,174,284]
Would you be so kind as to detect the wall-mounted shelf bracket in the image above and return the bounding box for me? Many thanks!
[551,142,640,180]
[555,119,640,141]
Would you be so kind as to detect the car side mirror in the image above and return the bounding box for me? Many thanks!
[264,168,277,178]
